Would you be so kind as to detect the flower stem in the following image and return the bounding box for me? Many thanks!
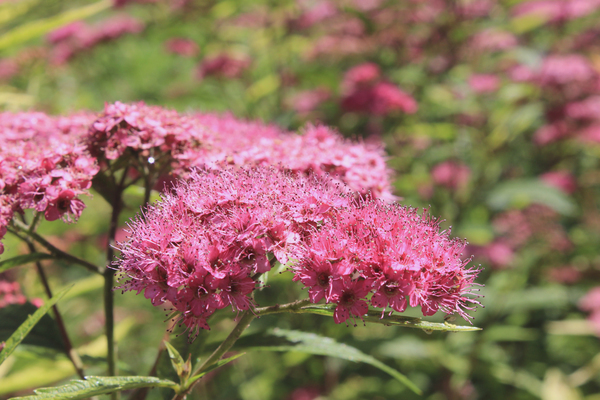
[19,214,86,379]
[10,219,102,274]
[104,171,127,400]
[172,310,256,400]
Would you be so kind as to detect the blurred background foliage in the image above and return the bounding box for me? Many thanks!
[1,0,600,399]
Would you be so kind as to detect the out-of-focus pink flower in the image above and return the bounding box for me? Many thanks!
[580,287,600,312]
[0,280,27,308]
[47,16,144,66]
[484,241,514,268]
[512,0,600,22]
[288,386,321,400]
[547,265,582,284]
[164,38,199,57]
[46,21,86,44]
[511,55,597,88]
[565,96,600,119]
[343,62,381,90]
[340,63,417,116]
[579,287,600,335]
[470,29,518,52]
[539,55,596,85]
[0,59,18,81]
[459,0,494,18]
[578,124,600,143]
[468,74,500,93]
[288,88,331,115]
[196,53,251,80]
[370,82,418,115]
[540,171,577,194]
[431,161,471,190]
[533,122,570,145]
[295,0,338,29]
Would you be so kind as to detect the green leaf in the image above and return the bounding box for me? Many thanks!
[234,328,422,395]
[164,340,190,382]
[486,179,577,216]
[9,376,179,400]
[0,0,112,51]
[0,285,72,366]
[0,253,54,274]
[187,353,246,386]
[291,303,481,332]
[0,302,65,351]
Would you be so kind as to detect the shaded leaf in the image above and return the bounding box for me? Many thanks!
[10,376,179,400]
[0,302,65,351]
[234,328,422,395]
[0,285,71,366]
[0,253,53,274]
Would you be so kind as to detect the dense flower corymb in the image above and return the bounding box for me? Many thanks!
[115,167,480,336]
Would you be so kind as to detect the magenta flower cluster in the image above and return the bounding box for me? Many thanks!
[1,102,392,254]
[0,112,99,254]
[88,101,394,200]
[115,167,480,335]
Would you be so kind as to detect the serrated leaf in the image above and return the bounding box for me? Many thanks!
[234,328,422,395]
[486,179,577,216]
[9,376,179,400]
[0,302,65,351]
[291,303,481,332]
[187,353,245,386]
[0,253,54,274]
[0,285,72,366]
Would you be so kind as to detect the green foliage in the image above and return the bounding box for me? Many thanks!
[0,285,71,366]
[9,376,178,400]
[0,253,53,274]
[234,328,422,394]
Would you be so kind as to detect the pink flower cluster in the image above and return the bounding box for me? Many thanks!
[341,63,418,116]
[115,167,480,335]
[1,102,393,254]
[0,112,99,254]
[88,102,394,199]
[0,280,26,308]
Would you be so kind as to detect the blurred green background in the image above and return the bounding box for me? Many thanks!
[1,0,600,399]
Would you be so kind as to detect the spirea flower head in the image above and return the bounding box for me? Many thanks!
[114,167,480,337]
[87,102,394,200]
[0,111,98,254]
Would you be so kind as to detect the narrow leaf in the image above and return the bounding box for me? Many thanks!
[293,304,481,332]
[0,285,72,366]
[186,353,245,386]
[234,329,422,395]
[0,253,53,273]
[10,376,179,400]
